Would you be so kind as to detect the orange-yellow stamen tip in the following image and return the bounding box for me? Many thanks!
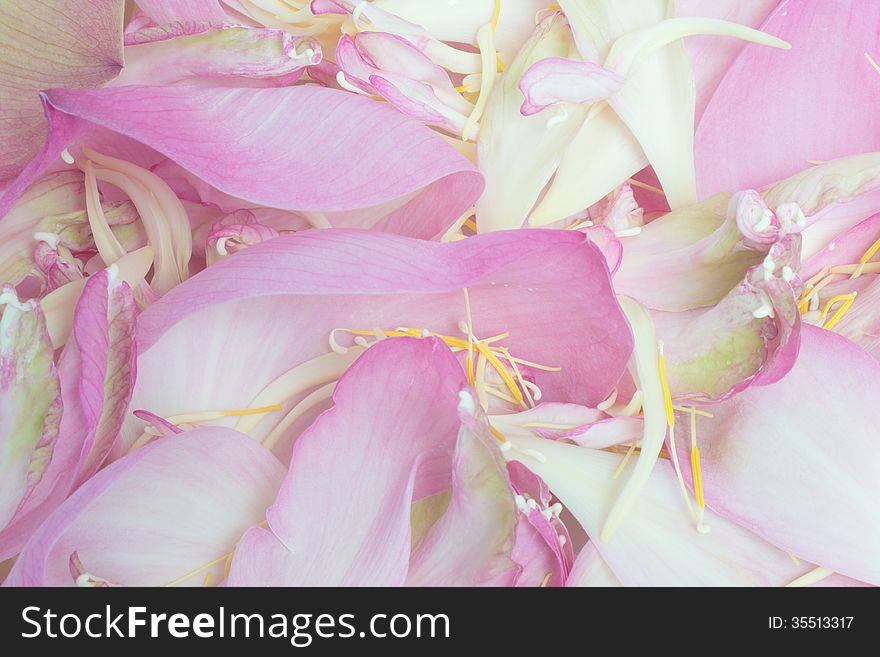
[690,446,705,509]
[489,424,507,443]
[223,404,283,417]
[657,344,675,429]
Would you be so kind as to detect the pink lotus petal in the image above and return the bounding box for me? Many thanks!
[0,1,123,182]
[566,543,622,587]
[676,0,780,124]
[506,461,572,587]
[696,0,880,198]
[6,427,284,586]
[1,85,484,240]
[69,269,137,485]
[229,338,467,586]
[134,0,230,24]
[123,230,631,456]
[672,325,880,585]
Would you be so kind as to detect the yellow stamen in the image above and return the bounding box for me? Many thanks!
[163,404,283,426]
[788,553,802,567]
[657,344,675,429]
[819,292,857,321]
[489,424,507,443]
[463,218,478,232]
[464,288,476,386]
[785,566,834,587]
[222,404,283,417]
[865,51,880,76]
[539,572,553,587]
[690,406,710,533]
[658,342,696,519]
[612,443,638,479]
[491,0,502,29]
[805,159,825,165]
[821,293,857,331]
[627,178,664,195]
[566,218,595,231]
[829,262,880,276]
[498,346,534,407]
[484,386,518,404]
[850,234,880,279]
[522,422,578,430]
[476,340,526,407]
[672,405,714,418]
[461,0,501,140]
[164,552,232,587]
[475,350,489,411]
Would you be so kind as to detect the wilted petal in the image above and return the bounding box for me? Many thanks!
[69,268,137,485]
[518,57,623,115]
[116,24,321,86]
[0,0,123,181]
[0,292,61,528]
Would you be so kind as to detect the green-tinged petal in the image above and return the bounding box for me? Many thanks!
[0,289,62,527]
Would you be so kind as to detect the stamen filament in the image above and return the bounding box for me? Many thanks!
[785,566,834,587]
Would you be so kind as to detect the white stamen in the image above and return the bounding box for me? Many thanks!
[0,289,33,312]
[546,106,569,130]
[514,494,528,512]
[522,379,542,401]
[351,0,369,25]
[521,448,547,463]
[75,573,96,587]
[781,265,794,282]
[753,207,773,233]
[328,328,352,355]
[458,389,476,416]
[61,148,75,165]
[752,302,774,319]
[597,388,618,411]
[762,255,775,281]
[614,226,643,238]
[215,237,230,257]
[33,231,61,249]
[542,508,554,520]
[549,502,563,517]
[336,71,371,96]
[499,440,512,452]
[557,534,567,548]
[526,498,538,510]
